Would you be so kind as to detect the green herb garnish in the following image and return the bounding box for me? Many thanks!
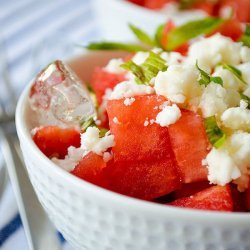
[179,0,197,9]
[222,64,247,84]
[86,42,146,52]
[99,128,108,137]
[129,23,155,46]
[80,115,96,132]
[240,93,250,109]
[196,61,223,86]
[121,51,167,85]
[165,17,224,51]
[239,24,250,47]
[154,23,165,48]
[205,116,226,148]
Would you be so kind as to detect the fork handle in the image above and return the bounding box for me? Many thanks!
[0,128,61,250]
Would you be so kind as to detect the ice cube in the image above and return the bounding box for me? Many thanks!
[29,60,96,129]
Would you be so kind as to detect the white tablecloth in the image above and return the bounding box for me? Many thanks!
[0,0,100,249]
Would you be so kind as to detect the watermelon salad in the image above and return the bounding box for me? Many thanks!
[128,0,250,23]
[29,17,250,212]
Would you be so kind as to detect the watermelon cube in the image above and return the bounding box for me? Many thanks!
[169,185,233,211]
[168,109,209,183]
[33,126,80,159]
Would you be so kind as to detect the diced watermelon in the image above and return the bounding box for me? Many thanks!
[244,181,250,211]
[161,20,189,55]
[91,67,126,105]
[107,94,173,162]
[33,126,80,159]
[174,181,212,199]
[71,152,109,188]
[105,158,181,200]
[169,185,233,211]
[230,184,247,212]
[106,94,181,199]
[220,0,250,23]
[144,0,176,9]
[168,109,210,183]
[209,18,243,42]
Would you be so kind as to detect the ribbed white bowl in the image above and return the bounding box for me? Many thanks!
[16,51,250,250]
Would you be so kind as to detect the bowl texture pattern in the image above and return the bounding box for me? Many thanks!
[16,52,250,250]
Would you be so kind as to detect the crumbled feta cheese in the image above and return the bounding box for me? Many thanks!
[206,132,250,190]
[237,62,250,87]
[81,127,115,155]
[221,100,250,131]
[104,58,125,74]
[160,51,184,65]
[113,117,121,124]
[109,80,154,100]
[206,148,241,186]
[240,46,250,63]
[132,52,149,65]
[144,120,149,127]
[52,146,85,172]
[154,64,201,105]
[103,151,113,162]
[155,104,181,127]
[212,66,240,91]
[199,84,228,117]
[188,34,241,71]
[124,97,135,106]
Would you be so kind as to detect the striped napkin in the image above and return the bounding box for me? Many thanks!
[0,0,100,249]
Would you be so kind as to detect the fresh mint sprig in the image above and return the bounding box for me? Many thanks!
[205,116,226,148]
[196,61,223,87]
[240,93,250,109]
[222,64,247,84]
[239,24,250,47]
[121,51,167,85]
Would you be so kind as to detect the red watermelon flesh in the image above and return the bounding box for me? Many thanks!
[169,185,233,211]
[168,109,210,183]
[107,94,173,162]
[91,67,126,105]
[71,152,109,188]
[33,126,80,159]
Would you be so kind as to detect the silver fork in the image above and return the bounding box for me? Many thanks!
[0,38,61,250]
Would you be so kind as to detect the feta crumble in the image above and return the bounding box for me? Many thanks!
[155,104,181,127]
[104,58,125,74]
[113,117,121,124]
[109,80,154,100]
[154,64,201,105]
[81,127,115,155]
[52,146,85,172]
[188,34,241,72]
[221,100,250,131]
[124,97,135,106]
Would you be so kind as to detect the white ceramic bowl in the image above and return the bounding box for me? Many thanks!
[93,0,206,41]
[16,51,250,250]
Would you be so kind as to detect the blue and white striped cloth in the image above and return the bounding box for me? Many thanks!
[0,1,100,249]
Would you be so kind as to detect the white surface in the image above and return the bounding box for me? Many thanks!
[16,51,250,250]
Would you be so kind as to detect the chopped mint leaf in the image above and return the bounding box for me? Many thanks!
[240,93,250,109]
[121,60,145,84]
[196,61,223,86]
[121,51,167,85]
[86,42,146,52]
[179,0,197,9]
[129,23,155,46]
[222,64,247,84]
[154,23,165,48]
[99,128,108,138]
[80,115,96,131]
[205,116,226,149]
[239,24,250,47]
[165,17,224,51]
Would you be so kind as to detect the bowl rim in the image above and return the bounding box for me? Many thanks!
[16,50,250,226]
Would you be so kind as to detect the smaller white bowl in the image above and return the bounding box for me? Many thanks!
[93,0,206,41]
[16,51,250,250]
